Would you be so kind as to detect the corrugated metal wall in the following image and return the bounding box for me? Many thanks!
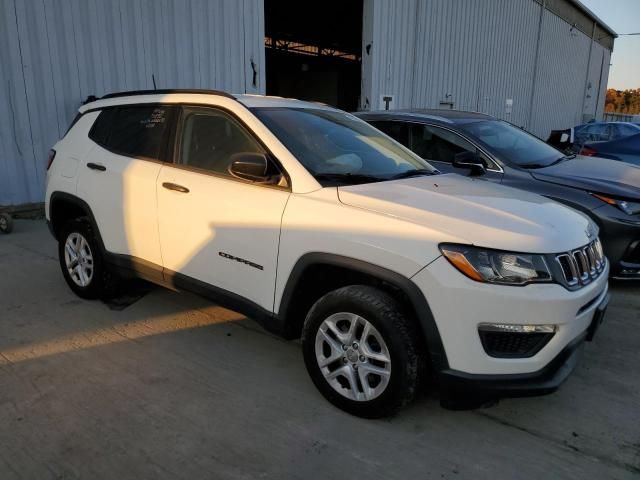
[0,0,264,206]
[361,0,612,139]
[1,0,613,207]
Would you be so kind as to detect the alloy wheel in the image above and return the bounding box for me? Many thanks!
[315,312,392,401]
[64,232,94,287]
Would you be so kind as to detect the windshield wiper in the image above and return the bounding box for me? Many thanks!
[518,163,547,169]
[314,173,385,185]
[548,154,576,166]
[389,169,437,180]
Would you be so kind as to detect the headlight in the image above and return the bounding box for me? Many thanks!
[592,193,640,215]
[440,244,552,285]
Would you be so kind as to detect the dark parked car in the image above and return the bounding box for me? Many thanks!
[356,109,640,279]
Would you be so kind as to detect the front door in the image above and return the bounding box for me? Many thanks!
[372,120,504,183]
[156,106,290,312]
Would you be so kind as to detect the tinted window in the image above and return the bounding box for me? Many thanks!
[461,120,564,168]
[64,112,84,137]
[91,106,173,160]
[582,123,611,141]
[409,124,475,163]
[179,108,265,176]
[252,108,435,183]
[89,108,117,145]
[616,124,640,138]
[373,121,410,146]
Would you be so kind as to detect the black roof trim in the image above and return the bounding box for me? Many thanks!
[100,89,235,100]
[354,109,495,123]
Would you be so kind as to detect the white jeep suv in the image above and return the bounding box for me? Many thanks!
[45,90,609,417]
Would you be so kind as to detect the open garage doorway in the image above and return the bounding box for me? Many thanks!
[264,0,363,112]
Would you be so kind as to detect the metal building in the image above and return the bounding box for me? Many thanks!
[0,0,615,207]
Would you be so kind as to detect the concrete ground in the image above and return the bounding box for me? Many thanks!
[0,220,638,480]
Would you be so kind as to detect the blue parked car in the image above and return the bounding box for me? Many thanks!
[547,121,640,165]
[574,122,640,145]
[579,132,640,165]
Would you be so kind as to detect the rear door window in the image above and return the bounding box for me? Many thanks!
[371,121,410,147]
[89,105,175,161]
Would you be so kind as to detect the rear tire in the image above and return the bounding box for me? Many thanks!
[58,219,114,299]
[0,213,13,234]
[302,285,423,418]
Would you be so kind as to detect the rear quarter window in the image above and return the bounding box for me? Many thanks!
[88,105,175,161]
[63,112,84,137]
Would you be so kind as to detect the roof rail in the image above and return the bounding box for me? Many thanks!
[100,89,235,100]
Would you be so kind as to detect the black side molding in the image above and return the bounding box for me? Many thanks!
[48,192,105,250]
[104,253,280,334]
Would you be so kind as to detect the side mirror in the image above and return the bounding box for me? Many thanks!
[453,151,486,176]
[228,152,275,183]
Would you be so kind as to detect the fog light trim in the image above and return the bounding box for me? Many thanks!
[478,324,557,358]
[478,323,557,334]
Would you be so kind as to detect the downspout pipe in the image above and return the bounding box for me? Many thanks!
[526,0,546,131]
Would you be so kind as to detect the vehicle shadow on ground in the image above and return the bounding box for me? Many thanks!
[1,220,638,479]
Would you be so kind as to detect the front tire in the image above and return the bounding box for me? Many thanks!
[58,219,113,299]
[302,285,423,418]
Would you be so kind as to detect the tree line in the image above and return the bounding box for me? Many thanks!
[605,89,640,114]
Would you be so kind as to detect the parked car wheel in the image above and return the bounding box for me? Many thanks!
[58,219,113,299]
[0,213,13,234]
[302,285,422,418]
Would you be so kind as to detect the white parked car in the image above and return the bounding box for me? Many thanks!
[45,90,609,417]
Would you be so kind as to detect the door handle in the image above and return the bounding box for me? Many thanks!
[162,182,190,193]
[87,162,106,171]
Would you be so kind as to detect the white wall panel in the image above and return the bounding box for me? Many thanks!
[1,0,614,206]
[362,0,612,140]
[0,0,264,206]
[528,9,591,136]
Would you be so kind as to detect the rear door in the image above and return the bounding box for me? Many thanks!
[156,105,290,312]
[77,105,176,267]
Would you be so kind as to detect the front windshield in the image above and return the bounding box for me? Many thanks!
[252,107,436,184]
[460,120,565,168]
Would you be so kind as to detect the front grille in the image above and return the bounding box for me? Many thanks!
[556,239,605,288]
[478,331,554,358]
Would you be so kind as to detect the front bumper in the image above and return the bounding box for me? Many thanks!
[594,206,640,279]
[413,256,609,376]
[439,292,608,403]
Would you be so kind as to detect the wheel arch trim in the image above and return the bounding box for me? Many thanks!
[48,192,106,253]
[277,252,449,371]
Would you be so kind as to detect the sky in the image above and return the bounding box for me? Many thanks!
[579,0,640,90]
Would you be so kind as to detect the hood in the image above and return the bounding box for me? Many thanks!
[530,156,640,199]
[338,174,595,254]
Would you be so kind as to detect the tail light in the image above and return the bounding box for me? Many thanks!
[47,149,57,170]
[580,146,597,157]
